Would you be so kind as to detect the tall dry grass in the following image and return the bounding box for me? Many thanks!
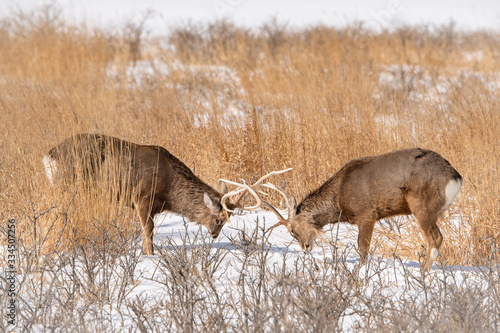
[0,6,499,266]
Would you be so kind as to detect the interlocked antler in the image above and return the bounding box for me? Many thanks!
[219,168,293,230]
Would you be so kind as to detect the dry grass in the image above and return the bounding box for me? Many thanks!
[0,6,499,266]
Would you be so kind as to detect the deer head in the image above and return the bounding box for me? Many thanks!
[219,168,320,251]
[201,182,237,238]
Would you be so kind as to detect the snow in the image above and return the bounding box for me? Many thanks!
[106,59,500,134]
[106,60,248,127]
[1,0,499,32]
[68,208,481,331]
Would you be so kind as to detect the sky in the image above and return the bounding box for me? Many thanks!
[0,0,499,32]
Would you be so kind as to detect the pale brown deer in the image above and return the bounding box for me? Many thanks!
[43,133,240,255]
[221,149,462,271]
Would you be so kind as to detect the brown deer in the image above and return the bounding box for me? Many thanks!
[43,133,240,255]
[221,149,462,271]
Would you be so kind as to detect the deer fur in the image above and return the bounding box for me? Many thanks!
[43,133,234,255]
[284,148,462,271]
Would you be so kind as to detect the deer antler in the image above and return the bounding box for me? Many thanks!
[219,178,264,212]
[219,168,293,228]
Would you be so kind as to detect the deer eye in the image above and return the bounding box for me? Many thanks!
[290,229,298,238]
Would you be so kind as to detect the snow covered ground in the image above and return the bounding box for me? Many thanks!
[3,198,496,331]
[106,60,247,127]
[1,0,499,32]
[19,209,492,331]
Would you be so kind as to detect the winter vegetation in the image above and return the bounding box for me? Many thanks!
[1,4,500,332]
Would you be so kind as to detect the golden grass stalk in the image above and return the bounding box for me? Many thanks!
[0,7,498,265]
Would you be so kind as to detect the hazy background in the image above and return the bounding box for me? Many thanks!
[1,0,499,32]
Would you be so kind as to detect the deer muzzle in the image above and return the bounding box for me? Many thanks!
[210,225,222,238]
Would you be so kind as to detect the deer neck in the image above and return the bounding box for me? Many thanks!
[296,176,343,229]
[169,172,220,222]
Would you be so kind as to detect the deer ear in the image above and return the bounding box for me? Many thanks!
[204,193,222,214]
[218,181,228,194]
[288,195,297,217]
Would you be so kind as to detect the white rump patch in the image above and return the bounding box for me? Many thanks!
[430,248,439,262]
[43,155,57,185]
[444,178,462,209]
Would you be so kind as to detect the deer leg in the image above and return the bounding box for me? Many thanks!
[415,213,443,271]
[407,196,444,271]
[356,218,376,265]
[136,198,156,255]
[426,223,443,270]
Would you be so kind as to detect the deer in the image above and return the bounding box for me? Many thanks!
[220,148,462,271]
[43,133,243,255]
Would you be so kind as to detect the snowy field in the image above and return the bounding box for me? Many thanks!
[1,0,500,331]
[5,206,498,331]
[1,0,500,32]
